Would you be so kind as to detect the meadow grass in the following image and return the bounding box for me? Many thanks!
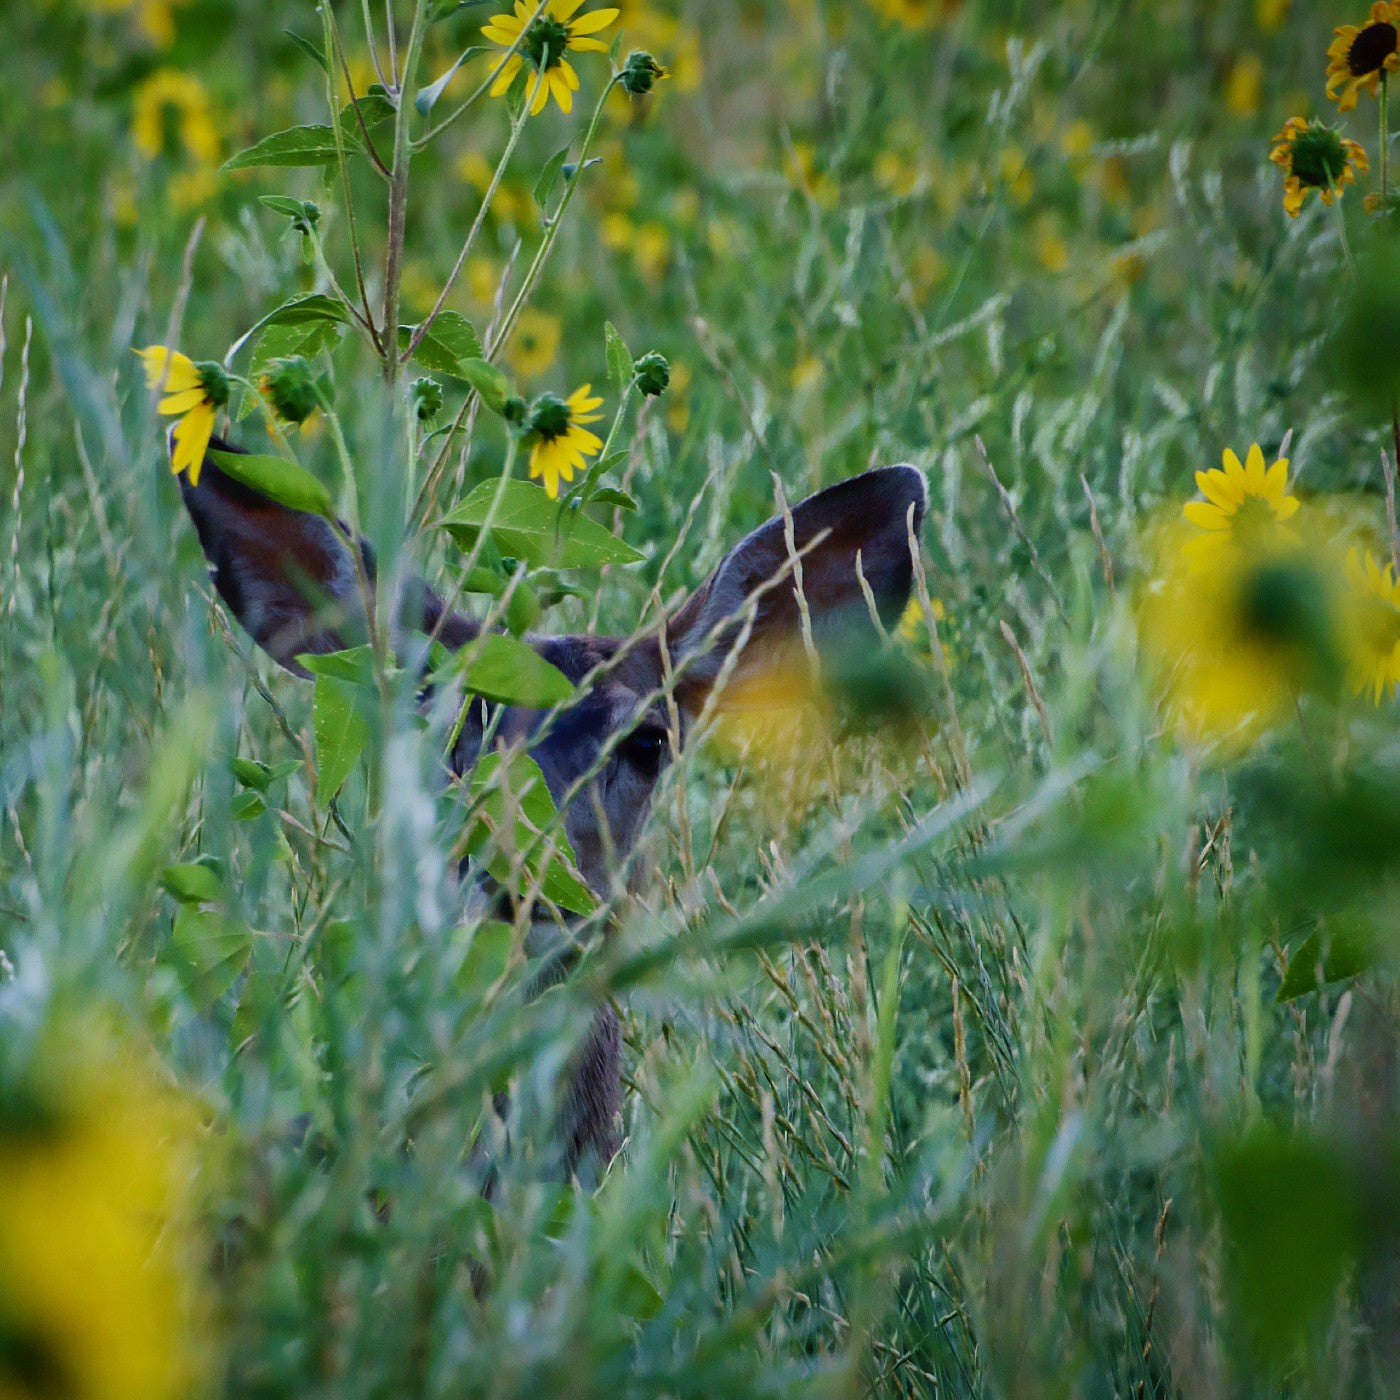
[3,1,1400,1396]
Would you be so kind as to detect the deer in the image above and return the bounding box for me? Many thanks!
[176,437,928,1177]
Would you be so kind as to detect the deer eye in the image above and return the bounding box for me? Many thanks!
[620,724,668,777]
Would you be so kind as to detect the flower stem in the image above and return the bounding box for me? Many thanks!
[1382,71,1391,200]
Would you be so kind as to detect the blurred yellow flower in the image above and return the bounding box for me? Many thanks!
[1060,119,1096,161]
[135,346,228,486]
[1033,215,1070,273]
[875,149,920,197]
[130,69,218,165]
[86,0,183,47]
[1344,546,1400,702]
[612,2,704,93]
[506,307,563,379]
[1326,2,1400,112]
[1225,53,1264,117]
[867,0,961,30]
[483,0,619,116]
[1256,0,1291,30]
[1270,116,1369,216]
[1139,519,1344,751]
[525,384,604,498]
[998,146,1034,205]
[0,1029,207,1400]
[466,255,503,305]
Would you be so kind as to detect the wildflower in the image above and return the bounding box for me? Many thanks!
[524,385,604,499]
[620,50,667,96]
[1269,117,1369,216]
[483,0,619,116]
[1224,53,1264,117]
[1183,444,1300,554]
[130,69,218,164]
[0,1025,208,1400]
[506,307,563,379]
[634,352,670,397]
[897,594,947,648]
[135,346,229,486]
[260,356,319,425]
[1139,519,1344,752]
[1344,547,1400,702]
[866,0,961,30]
[1326,3,1400,112]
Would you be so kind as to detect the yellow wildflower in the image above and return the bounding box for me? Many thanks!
[1326,2,1400,111]
[1269,117,1369,216]
[525,385,604,498]
[135,346,229,486]
[1183,443,1300,559]
[483,0,619,116]
[1344,547,1400,702]
[1225,53,1264,117]
[506,307,564,379]
[130,69,218,164]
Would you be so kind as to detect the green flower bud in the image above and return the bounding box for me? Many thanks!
[620,51,667,97]
[502,395,529,426]
[412,377,443,422]
[193,360,231,410]
[260,356,319,424]
[634,351,670,397]
[295,201,321,234]
[528,391,571,439]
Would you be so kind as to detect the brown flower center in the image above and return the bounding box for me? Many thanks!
[1348,21,1398,77]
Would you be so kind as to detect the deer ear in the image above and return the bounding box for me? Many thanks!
[178,435,478,676]
[665,464,927,715]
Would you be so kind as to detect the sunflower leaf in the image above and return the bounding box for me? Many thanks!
[416,47,488,114]
[435,632,575,707]
[534,146,572,211]
[441,479,645,568]
[398,312,484,378]
[224,124,342,170]
[208,449,335,520]
[604,321,632,396]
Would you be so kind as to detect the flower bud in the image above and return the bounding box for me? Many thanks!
[260,356,319,424]
[412,377,442,422]
[502,395,529,426]
[193,360,231,410]
[634,351,670,397]
[620,51,667,96]
[295,201,321,234]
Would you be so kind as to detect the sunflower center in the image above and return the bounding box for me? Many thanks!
[522,16,570,71]
[1288,126,1350,190]
[1348,21,1398,76]
[530,392,572,440]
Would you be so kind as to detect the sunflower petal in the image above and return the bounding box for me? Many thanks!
[158,386,208,415]
[1244,443,1267,493]
[491,54,523,97]
[1221,447,1245,481]
[137,345,201,393]
[482,22,523,44]
[568,6,618,33]
[559,58,580,89]
[551,0,586,18]
[529,70,551,115]
[171,402,216,486]
[1263,457,1289,499]
[549,68,573,112]
[1183,501,1231,531]
[1274,496,1301,522]
[1196,469,1243,509]
[567,35,609,51]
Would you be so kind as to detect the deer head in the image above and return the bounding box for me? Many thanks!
[177,439,927,1172]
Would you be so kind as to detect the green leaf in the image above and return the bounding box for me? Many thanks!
[258,195,309,219]
[244,318,345,397]
[604,321,632,396]
[1277,923,1373,1001]
[171,906,252,1005]
[442,632,575,707]
[231,792,266,821]
[455,920,513,997]
[587,486,638,512]
[160,859,224,905]
[231,757,272,791]
[399,312,484,377]
[441,479,645,569]
[283,28,330,74]
[312,673,370,804]
[457,358,511,415]
[208,449,335,519]
[231,294,349,374]
[465,752,596,915]
[298,645,378,685]
[338,88,396,147]
[534,145,572,210]
[224,124,342,171]
[415,46,487,115]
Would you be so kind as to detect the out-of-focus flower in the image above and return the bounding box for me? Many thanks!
[866,0,961,30]
[135,347,229,486]
[1225,53,1264,117]
[0,1025,208,1400]
[612,2,703,92]
[483,0,619,116]
[1033,215,1070,273]
[86,0,184,47]
[505,308,563,379]
[998,145,1034,205]
[1326,3,1400,112]
[1139,518,1345,752]
[1344,546,1400,702]
[1270,118,1369,216]
[131,69,218,164]
[525,385,604,498]
[1257,0,1291,31]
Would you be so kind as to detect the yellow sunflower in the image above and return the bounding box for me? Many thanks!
[1183,443,1300,562]
[1326,2,1400,111]
[525,384,604,499]
[135,346,229,486]
[1344,546,1400,702]
[483,0,619,117]
[1269,117,1369,216]
[506,307,564,379]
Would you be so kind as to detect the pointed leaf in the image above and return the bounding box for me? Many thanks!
[399,312,484,377]
[604,321,632,396]
[312,673,371,804]
[208,449,335,519]
[442,632,575,707]
[171,907,252,1005]
[224,124,342,170]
